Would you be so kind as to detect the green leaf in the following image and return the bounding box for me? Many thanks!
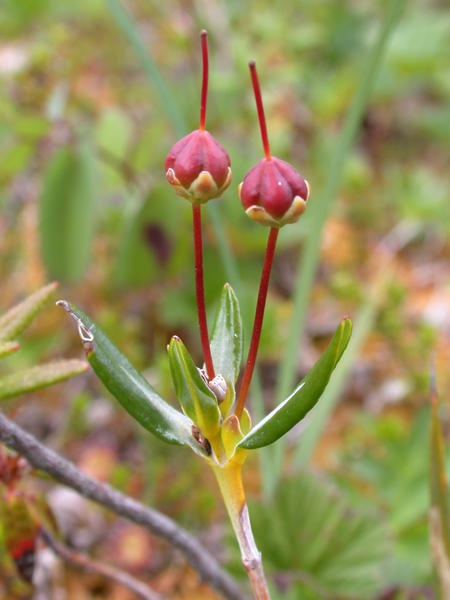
[295,287,382,468]
[429,373,450,596]
[40,144,97,283]
[168,336,220,438]
[0,342,20,359]
[0,282,58,343]
[61,303,207,457]
[0,360,88,400]
[210,284,243,389]
[239,318,352,450]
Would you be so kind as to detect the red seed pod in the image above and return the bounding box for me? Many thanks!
[165,30,232,204]
[239,61,310,227]
[165,129,231,204]
[239,157,309,227]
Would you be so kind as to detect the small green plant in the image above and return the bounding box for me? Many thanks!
[58,31,351,599]
[0,283,87,401]
[0,283,87,594]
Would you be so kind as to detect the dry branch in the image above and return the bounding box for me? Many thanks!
[0,411,247,600]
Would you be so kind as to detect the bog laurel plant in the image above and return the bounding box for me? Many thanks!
[58,32,352,600]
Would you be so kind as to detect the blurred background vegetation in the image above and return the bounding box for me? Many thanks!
[0,0,449,598]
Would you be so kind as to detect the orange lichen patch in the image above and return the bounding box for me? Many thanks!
[321,217,360,267]
[311,403,356,470]
[436,336,450,398]
[110,525,154,572]
[77,444,117,483]
[73,63,116,109]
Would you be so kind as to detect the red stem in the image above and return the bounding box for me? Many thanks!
[192,204,215,380]
[235,227,278,418]
[200,30,208,131]
[249,60,271,160]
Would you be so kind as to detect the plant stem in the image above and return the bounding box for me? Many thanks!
[248,61,271,160]
[213,464,271,600]
[39,528,162,600]
[192,204,215,380]
[199,30,208,131]
[235,227,278,418]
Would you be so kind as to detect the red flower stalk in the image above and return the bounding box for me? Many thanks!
[165,31,232,380]
[238,62,310,227]
[235,61,310,417]
[164,32,232,204]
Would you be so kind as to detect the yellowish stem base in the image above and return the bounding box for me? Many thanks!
[213,464,271,600]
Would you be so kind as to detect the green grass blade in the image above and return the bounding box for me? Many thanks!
[268,0,407,493]
[105,0,185,137]
[429,364,450,597]
[295,292,379,467]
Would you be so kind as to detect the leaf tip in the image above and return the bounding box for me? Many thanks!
[341,316,353,333]
[56,299,70,311]
[169,335,182,350]
[57,301,94,353]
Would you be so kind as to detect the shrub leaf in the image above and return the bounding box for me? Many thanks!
[239,318,352,449]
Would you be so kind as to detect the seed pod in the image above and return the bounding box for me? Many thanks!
[165,129,231,204]
[239,60,309,227]
[239,156,309,227]
[165,30,231,204]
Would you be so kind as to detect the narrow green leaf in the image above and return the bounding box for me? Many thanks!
[0,282,58,343]
[105,0,185,137]
[239,318,352,450]
[40,144,96,283]
[294,289,381,468]
[168,336,220,438]
[0,342,20,359]
[60,303,207,457]
[0,360,88,400]
[429,370,450,597]
[210,284,243,388]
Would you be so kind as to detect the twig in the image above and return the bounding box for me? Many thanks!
[39,528,163,600]
[0,412,247,600]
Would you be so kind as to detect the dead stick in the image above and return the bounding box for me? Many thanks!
[39,528,163,600]
[0,412,247,600]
